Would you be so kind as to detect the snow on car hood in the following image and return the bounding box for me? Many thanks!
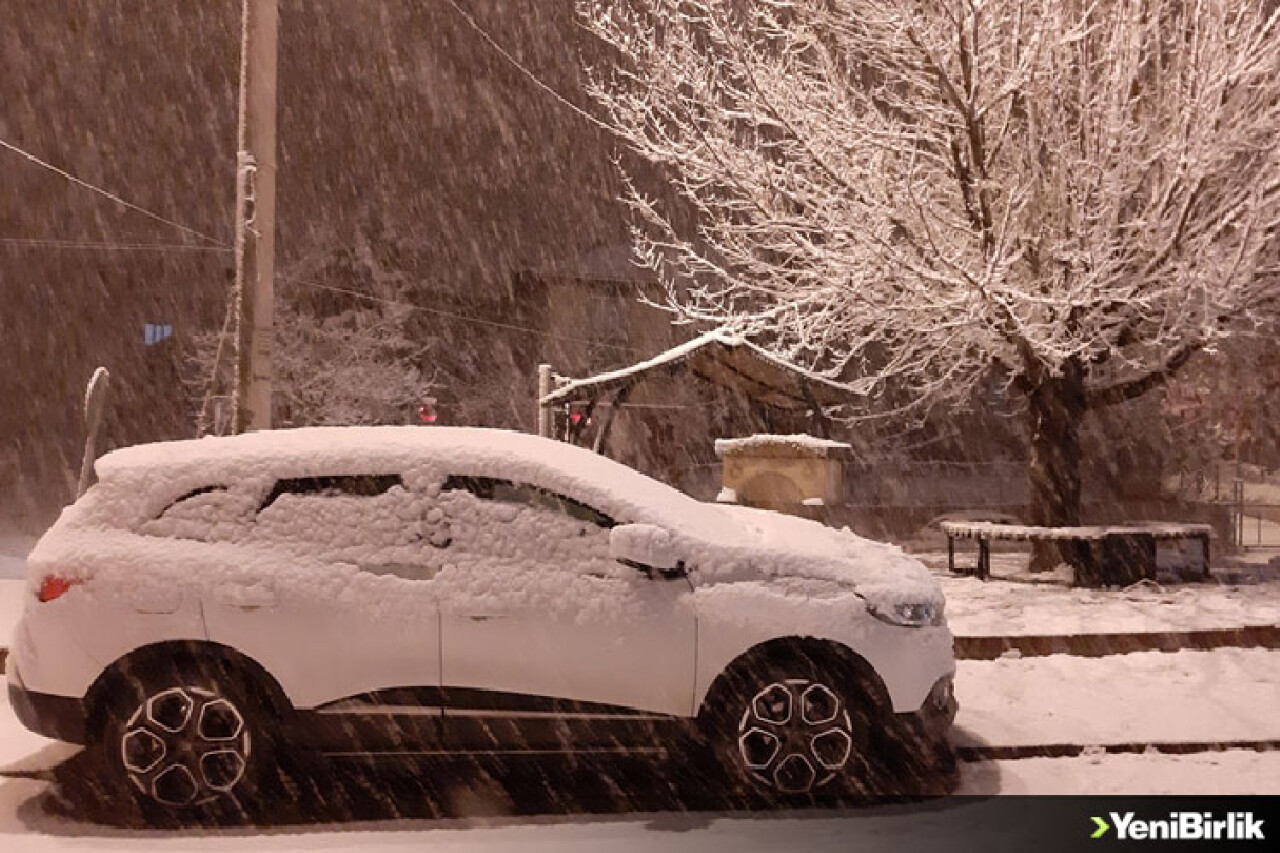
[691,504,944,610]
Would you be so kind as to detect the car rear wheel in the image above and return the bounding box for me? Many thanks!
[97,656,279,821]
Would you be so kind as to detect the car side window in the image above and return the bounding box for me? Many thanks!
[437,475,615,568]
[249,474,449,580]
[257,474,402,512]
[441,475,615,528]
[140,485,257,542]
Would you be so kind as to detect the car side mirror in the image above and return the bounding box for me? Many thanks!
[609,523,684,576]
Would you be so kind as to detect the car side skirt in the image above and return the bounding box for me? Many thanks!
[294,686,692,756]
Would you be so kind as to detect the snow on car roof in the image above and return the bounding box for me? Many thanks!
[93,426,722,531]
[97,426,608,474]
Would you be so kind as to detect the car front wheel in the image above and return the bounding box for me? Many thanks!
[699,647,880,800]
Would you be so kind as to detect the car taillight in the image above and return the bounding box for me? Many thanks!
[37,575,81,603]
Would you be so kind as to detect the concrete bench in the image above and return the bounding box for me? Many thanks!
[939,521,1213,586]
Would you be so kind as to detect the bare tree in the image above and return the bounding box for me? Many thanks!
[580,0,1280,566]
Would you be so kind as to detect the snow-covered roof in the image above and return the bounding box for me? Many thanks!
[714,434,852,458]
[540,331,857,410]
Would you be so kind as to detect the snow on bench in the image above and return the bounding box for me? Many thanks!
[939,521,1212,585]
[939,521,1213,541]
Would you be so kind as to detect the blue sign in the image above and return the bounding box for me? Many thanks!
[143,323,173,346]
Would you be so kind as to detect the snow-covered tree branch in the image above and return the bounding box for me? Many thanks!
[189,256,433,431]
[580,0,1280,565]
[267,292,432,428]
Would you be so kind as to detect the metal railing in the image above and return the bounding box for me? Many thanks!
[1230,498,1280,550]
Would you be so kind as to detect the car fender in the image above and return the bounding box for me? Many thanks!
[691,581,954,715]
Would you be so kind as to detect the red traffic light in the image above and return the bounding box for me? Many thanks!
[417,401,438,424]
[568,402,590,427]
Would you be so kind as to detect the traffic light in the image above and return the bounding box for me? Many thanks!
[417,397,439,425]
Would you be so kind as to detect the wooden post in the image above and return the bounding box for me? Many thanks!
[592,385,632,455]
[1199,532,1211,580]
[536,364,552,437]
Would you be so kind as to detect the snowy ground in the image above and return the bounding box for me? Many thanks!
[958,750,1280,796]
[954,648,1280,748]
[904,534,1280,636]
[937,571,1280,636]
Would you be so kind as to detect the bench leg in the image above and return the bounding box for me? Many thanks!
[978,539,990,580]
[947,536,955,573]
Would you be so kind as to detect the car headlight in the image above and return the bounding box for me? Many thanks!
[867,598,944,628]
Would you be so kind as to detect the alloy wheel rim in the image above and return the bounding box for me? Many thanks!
[736,678,854,794]
[120,686,252,807]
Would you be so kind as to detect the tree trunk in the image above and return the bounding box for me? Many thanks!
[1025,361,1086,572]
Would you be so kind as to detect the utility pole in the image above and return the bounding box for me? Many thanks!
[232,0,278,433]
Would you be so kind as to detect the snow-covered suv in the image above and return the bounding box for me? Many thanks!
[7,427,955,812]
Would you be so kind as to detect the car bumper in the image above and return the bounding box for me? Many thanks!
[893,674,957,742]
[7,663,88,744]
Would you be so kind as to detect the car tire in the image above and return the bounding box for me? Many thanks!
[697,645,884,802]
[874,730,958,798]
[97,652,281,823]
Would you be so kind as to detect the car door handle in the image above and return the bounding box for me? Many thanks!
[467,615,501,622]
[213,582,277,610]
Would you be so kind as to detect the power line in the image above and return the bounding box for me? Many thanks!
[0,136,229,248]
[289,277,642,353]
[441,0,618,137]
[0,237,232,253]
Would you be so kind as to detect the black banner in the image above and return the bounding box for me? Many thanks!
[803,796,1280,852]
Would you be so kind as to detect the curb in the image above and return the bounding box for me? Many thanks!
[953,625,1280,660]
[956,739,1280,761]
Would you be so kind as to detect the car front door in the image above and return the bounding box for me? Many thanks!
[434,476,697,737]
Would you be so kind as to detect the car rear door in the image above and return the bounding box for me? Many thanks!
[199,474,444,711]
